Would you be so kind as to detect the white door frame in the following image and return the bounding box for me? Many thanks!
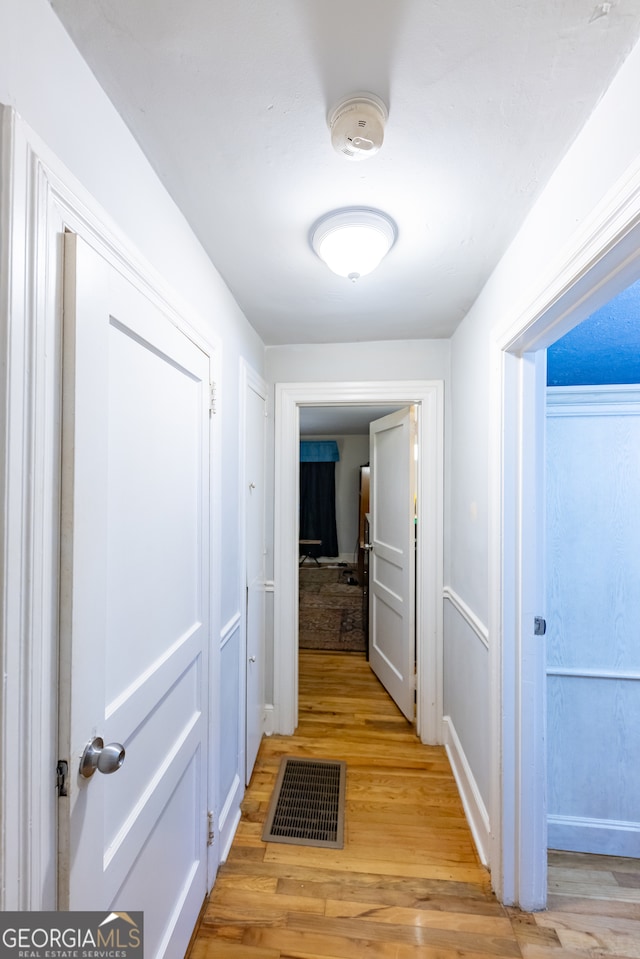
[273,380,444,744]
[489,157,640,909]
[239,359,268,782]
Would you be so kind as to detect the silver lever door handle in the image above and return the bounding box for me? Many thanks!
[79,736,126,779]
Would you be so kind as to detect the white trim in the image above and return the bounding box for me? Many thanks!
[220,612,241,649]
[217,772,242,863]
[496,152,640,354]
[443,588,489,650]
[1,107,63,910]
[442,716,490,866]
[273,380,444,744]
[490,150,640,910]
[547,667,640,681]
[547,384,640,416]
[548,815,640,858]
[238,360,268,786]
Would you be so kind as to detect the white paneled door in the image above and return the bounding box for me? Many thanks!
[58,235,211,958]
[244,368,267,782]
[369,407,417,721]
[546,387,640,857]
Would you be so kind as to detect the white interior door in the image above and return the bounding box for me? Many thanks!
[244,370,267,782]
[58,234,211,959]
[369,407,417,721]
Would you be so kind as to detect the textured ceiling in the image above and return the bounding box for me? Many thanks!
[300,405,402,436]
[50,0,640,345]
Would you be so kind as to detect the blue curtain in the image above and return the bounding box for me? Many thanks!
[299,442,339,558]
[300,440,339,462]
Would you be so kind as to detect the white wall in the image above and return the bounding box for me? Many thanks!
[0,0,265,910]
[448,35,640,892]
[0,0,264,627]
[300,433,370,562]
[546,387,640,856]
[266,339,450,385]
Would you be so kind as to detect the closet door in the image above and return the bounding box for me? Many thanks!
[59,234,211,958]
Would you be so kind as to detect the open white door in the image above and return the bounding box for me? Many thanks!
[58,235,211,958]
[244,369,267,782]
[369,406,417,721]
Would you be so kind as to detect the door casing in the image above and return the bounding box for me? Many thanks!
[273,380,444,744]
[239,360,268,784]
[489,169,640,909]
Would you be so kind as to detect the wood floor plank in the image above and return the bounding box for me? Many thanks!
[285,911,522,955]
[262,843,488,881]
[323,899,516,935]
[202,887,326,924]
[277,877,501,914]
[187,936,280,959]
[545,893,640,921]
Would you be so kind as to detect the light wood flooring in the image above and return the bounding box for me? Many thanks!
[188,650,640,959]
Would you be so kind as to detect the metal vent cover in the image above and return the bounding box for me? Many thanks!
[262,757,346,848]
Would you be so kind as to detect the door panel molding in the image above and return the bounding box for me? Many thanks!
[239,360,268,785]
[369,407,416,721]
[273,380,444,744]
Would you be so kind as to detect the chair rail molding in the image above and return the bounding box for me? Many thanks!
[547,384,640,416]
[443,587,489,650]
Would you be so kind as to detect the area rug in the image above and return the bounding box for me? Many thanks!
[262,756,346,848]
[298,564,366,652]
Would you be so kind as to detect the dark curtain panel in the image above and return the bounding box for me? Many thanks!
[299,461,339,558]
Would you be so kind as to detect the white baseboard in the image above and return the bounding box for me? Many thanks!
[548,815,640,857]
[442,716,490,866]
[219,808,242,863]
[263,703,278,736]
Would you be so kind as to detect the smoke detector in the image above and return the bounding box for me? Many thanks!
[328,94,388,161]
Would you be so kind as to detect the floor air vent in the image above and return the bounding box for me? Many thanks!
[262,757,346,849]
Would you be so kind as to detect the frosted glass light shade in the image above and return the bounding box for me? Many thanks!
[311,208,396,281]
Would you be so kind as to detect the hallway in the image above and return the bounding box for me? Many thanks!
[188,650,640,958]
[190,649,515,958]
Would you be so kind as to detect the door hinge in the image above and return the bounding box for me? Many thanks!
[207,810,215,846]
[209,382,217,414]
[56,760,68,797]
[534,616,547,636]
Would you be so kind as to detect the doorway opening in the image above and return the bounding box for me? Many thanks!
[545,290,640,895]
[273,380,444,744]
[493,192,640,910]
[298,404,402,657]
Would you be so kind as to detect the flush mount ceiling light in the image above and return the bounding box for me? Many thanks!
[311,208,397,282]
